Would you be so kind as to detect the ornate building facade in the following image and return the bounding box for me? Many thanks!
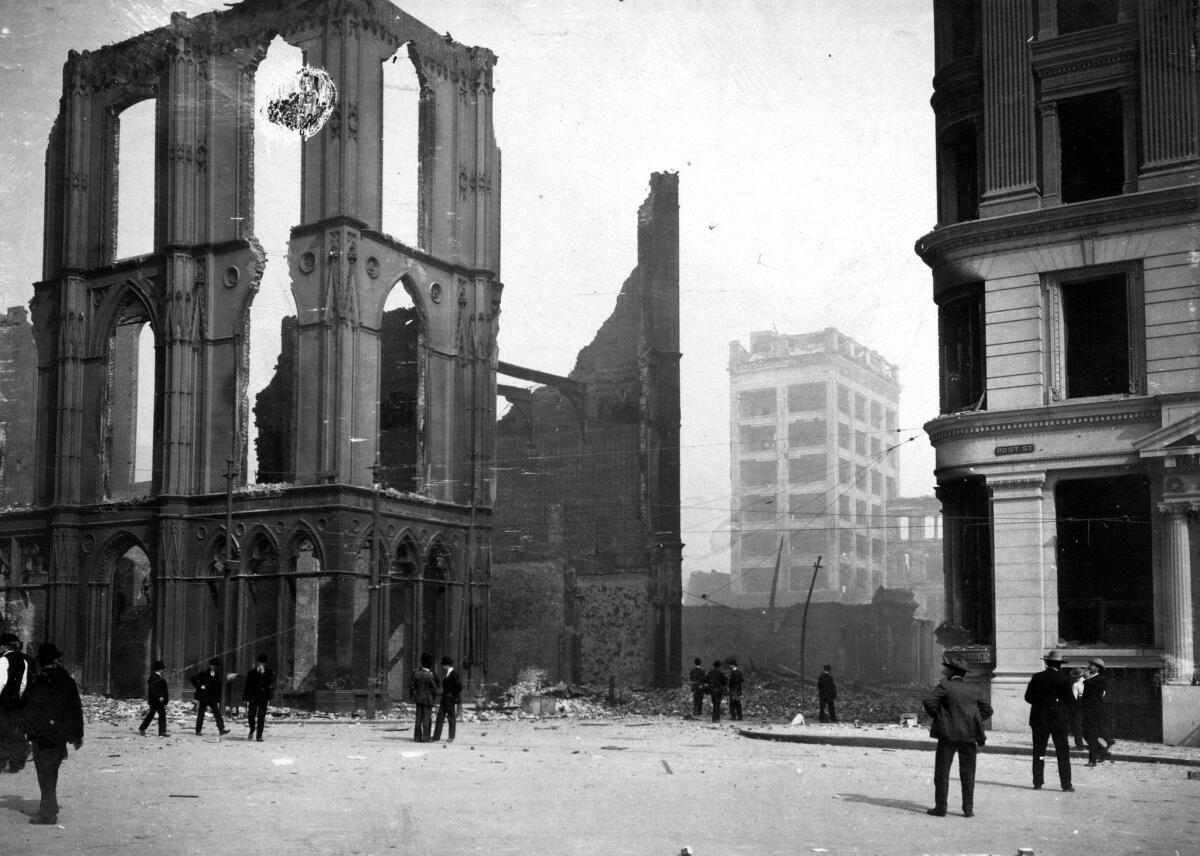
[0,0,500,705]
[919,0,1199,743]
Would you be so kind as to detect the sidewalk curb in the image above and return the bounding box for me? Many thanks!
[736,728,1200,768]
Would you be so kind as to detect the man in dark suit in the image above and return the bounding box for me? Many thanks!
[410,653,438,742]
[190,659,230,736]
[138,660,170,736]
[0,632,30,773]
[817,665,838,723]
[1081,657,1114,766]
[688,658,707,717]
[433,656,462,742]
[727,658,745,721]
[923,656,992,817]
[707,661,727,723]
[21,643,83,826]
[243,653,275,742]
[1024,649,1075,791]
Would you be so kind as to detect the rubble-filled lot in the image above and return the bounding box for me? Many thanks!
[84,671,927,729]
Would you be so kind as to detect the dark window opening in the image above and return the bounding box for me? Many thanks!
[788,453,826,484]
[1056,475,1153,646]
[787,419,825,449]
[1063,273,1129,398]
[379,306,421,491]
[948,123,979,222]
[741,530,779,556]
[740,494,775,525]
[789,493,824,518]
[1059,91,1124,204]
[740,460,776,486]
[1057,0,1119,35]
[938,284,985,413]
[940,476,993,645]
[739,388,776,418]
[739,566,774,592]
[949,0,980,60]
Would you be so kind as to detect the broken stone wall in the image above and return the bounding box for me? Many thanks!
[0,308,36,506]
[492,173,681,689]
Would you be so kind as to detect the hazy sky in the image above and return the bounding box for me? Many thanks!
[0,0,938,577]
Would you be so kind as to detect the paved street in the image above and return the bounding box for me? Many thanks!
[1,716,1196,856]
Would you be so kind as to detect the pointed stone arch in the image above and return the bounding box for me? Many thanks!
[85,531,153,696]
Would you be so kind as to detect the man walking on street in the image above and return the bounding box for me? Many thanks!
[411,653,438,742]
[707,660,727,723]
[923,656,992,818]
[727,658,745,721]
[190,659,230,736]
[688,658,707,717]
[0,632,30,773]
[243,653,274,742]
[1025,649,1075,792]
[1081,657,1115,766]
[818,665,838,723]
[433,656,461,742]
[21,643,83,826]
[138,660,169,737]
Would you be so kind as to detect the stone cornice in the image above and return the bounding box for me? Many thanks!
[915,185,1198,268]
[1031,22,1138,98]
[924,399,1160,446]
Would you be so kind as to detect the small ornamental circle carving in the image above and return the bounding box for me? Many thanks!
[386,523,395,537]
[81,534,95,554]
[317,518,327,530]
[235,523,246,537]
[349,519,361,533]
[275,520,285,533]
[366,257,380,279]
[223,266,240,288]
[429,282,442,303]
[299,251,316,274]
[196,526,208,540]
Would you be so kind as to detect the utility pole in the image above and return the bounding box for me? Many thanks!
[799,555,822,710]
[366,455,383,720]
[221,457,238,678]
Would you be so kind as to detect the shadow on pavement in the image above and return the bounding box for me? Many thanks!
[976,778,1036,791]
[834,793,928,815]
[0,793,41,817]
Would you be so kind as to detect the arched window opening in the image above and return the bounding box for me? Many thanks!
[110,544,151,697]
[381,44,421,247]
[115,99,156,260]
[104,300,155,500]
[249,37,304,486]
[378,284,422,492]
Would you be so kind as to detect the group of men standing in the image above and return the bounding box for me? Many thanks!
[410,653,463,742]
[687,657,745,722]
[137,654,276,741]
[0,633,84,826]
[921,647,1115,818]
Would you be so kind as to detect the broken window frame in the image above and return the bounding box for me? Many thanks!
[1043,263,1145,402]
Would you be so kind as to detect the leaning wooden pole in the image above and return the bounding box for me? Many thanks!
[799,555,822,710]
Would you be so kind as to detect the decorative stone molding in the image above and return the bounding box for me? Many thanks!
[926,400,1159,445]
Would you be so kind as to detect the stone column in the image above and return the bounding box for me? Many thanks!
[1119,86,1139,194]
[1158,502,1195,684]
[980,0,1039,215]
[1138,0,1199,187]
[986,472,1048,733]
[1038,101,1060,206]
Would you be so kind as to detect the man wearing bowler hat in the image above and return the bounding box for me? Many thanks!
[923,656,992,817]
[1081,657,1115,766]
[1024,649,1076,792]
[21,643,83,825]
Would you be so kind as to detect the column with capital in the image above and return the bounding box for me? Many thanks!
[1157,502,1195,684]
[1158,501,1200,746]
[986,472,1050,733]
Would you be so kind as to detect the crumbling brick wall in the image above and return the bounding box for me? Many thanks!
[492,173,681,689]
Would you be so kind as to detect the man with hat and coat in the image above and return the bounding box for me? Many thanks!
[1024,649,1076,791]
[243,653,275,742]
[190,658,230,736]
[138,660,169,737]
[1081,657,1114,766]
[923,656,992,817]
[21,642,83,825]
[0,631,30,773]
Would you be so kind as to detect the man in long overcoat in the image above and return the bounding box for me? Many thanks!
[243,653,275,742]
[21,643,83,825]
[923,656,992,817]
[1024,649,1075,792]
[190,659,230,736]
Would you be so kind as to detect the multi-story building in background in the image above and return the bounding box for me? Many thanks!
[728,328,900,607]
[887,495,945,622]
[918,0,1199,744]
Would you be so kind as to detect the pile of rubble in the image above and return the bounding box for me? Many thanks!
[79,670,929,728]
